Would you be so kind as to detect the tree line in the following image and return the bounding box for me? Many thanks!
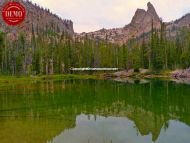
[0,21,190,75]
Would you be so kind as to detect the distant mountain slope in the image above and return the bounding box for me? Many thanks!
[79,2,190,45]
[166,14,190,38]
[1,1,190,45]
[0,0,74,37]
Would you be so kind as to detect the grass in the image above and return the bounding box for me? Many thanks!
[0,74,99,85]
[0,70,174,85]
[134,70,172,80]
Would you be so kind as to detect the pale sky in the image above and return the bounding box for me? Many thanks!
[31,0,190,33]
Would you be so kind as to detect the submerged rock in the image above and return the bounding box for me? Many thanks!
[114,77,135,84]
[171,78,190,85]
[113,77,149,84]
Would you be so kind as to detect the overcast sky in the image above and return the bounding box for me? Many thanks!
[31,0,190,33]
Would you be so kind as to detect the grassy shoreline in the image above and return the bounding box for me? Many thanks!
[0,74,99,84]
[0,69,183,84]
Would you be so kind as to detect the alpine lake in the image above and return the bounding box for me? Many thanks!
[0,78,190,143]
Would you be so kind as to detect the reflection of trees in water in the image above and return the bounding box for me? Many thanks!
[0,79,190,142]
[0,117,75,143]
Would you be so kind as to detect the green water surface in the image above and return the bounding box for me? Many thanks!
[0,79,190,143]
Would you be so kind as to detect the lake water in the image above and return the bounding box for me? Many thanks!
[0,79,190,143]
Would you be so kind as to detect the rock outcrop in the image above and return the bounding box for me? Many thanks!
[171,68,190,78]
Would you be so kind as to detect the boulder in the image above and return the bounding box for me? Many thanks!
[171,68,190,78]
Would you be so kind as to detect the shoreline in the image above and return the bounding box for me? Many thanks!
[0,70,189,85]
[0,74,98,85]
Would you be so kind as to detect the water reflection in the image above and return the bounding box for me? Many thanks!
[0,79,190,143]
[52,114,190,143]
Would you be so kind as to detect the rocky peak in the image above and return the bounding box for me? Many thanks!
[131,9,147,25]
[78,2,190,45]
[147,2,160,22]
[131,2,160,27]
[127,2,161,42]
[81,2,162,45]
[147,2,155,12]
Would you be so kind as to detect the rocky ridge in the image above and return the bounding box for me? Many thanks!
[1,1,190,45]
[79,2,190,45]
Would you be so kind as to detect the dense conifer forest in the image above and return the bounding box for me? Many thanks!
[0,20,190,75]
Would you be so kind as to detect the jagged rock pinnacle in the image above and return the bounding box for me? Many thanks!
[147,2,160,21]
[147,2,155,11]
[130,2,160,27]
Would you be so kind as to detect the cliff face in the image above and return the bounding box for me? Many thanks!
[130,2,160,31]
[80,2,190,45]
[0,0,74,37]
